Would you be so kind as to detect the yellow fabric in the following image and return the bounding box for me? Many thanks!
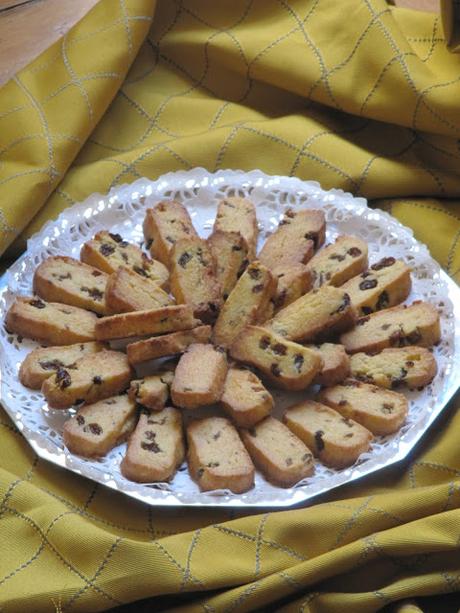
[1,0,460,611]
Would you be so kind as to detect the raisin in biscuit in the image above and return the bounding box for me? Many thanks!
[171,343,228,409]
[42,350,133,409]
[341,257,411,316]
[318,380,408,435]
[273,264,312,311]
[284,400,373,469]
[105,267,172,314]
[5,297,97,345]
[169,237,222,323]
[340,301,441,354]
[213,197,258,259]
[128,371,174,410]
[33,256,108,314]
[19,341,106,390]
[126,325,211,365]
[349,347,437,390]
[208,230,250,300]
[121,408,185,483]
[212,261,277,347]
[187,416,255,493]
[241,417,314,487]
[307,235,368,288]
[63,395,137,457]
[267,286,356,343]
[229,326,323,391]
[308,343,350,386]
[220,367,274,428]
[95,305,197,340]
[80,231,168,287]
[143,200,198,265]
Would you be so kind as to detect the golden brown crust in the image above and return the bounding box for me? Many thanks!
[126,325,212,364]
[308,343,351,386]
[220,367,273,428]
[272,264,312,312]
[128,371,174,411]
[105,266,172,314]
[306,235,368,289]
[207,230,250,300]
[213,197,258,259]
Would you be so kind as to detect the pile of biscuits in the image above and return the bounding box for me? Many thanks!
[5,197,441,493]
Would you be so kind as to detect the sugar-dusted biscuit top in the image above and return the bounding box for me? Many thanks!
[171,343,228,409]
[33,256,108,314]
[42,350,133,410]
[307,343,350,387]
[220,366,273,428]
[121,408,185,483]
[267,286,356,343]
[207,230,250,300]
[128,371,174,411]
[340,301,441,354]
[213,197,258,259]
[80,231,169,287]
[19,341,106,390]
[143,200,198,265]
[241,417,314,487]
[229,325,323,391]
[187,416,255,493]
[105,266,173,314]
[340,257,411,316]
[212,261,277,347]
[169,237,222,324]
[63,395,137,458]
[318,380,408,435]
[5,297,98,345]
[307,235,368,289]
[283,400,373,469]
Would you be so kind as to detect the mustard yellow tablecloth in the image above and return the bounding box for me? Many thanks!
[1,1,460,611]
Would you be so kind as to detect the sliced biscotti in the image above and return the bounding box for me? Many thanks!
[273,264,312,311]
[308,343,350,387]
[340,302,441,354]
[128,371,174,410]
[307,235,368,289]
[212,261,277,347]
[143,200,198,265]
[171,343,228,409]
[42,350,133,409]
[127,325,211,365]
[19,341,106,390]
[5,297,98,345]
[33,256,108,315]
[80,231,169,287]
[63,395,137,457]
[220,367,273,428]
[267,286,356,343]
[187,416,255,493]
[318,380,408,435]
[349,347,437,390]
[121,408,185,483]
[169,237,222,323]
[207,230,250,300]
[340,257,411,316]
[283,400,373,469]
[105,267,172,314]
[213,197,258,259]
[229,326,323,391]
[241,417,314,487]
[95,305,197,340]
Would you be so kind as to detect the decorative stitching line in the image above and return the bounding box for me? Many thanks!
[152,540,204,587]
[180,529,202,591]
[214,525,307,562]
[330,496,373,550]
[119,0,133,55]
[254,513,269,578]
[224,582,258,613]
[61,34,94,123]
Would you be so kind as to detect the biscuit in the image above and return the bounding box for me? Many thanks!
[126,325,211,365]
[63,395,137,457]
[121,408,185,483]
[128,371,174,410]
[42,350,133,409]
[220,366,273,428]
[33,256,108,314]
[283,400,373,469]
[308,343,350,387]
[229,326,323,391]
[272,264,312,311]
[318,380,408,435]
[213,197,258,259]
[340,301,441,354]
[212,261,277,347]
[5,297,98,345]
[105,266,172,314]
[187,416,255,493]
[171,343,228,409]
[307,235,368,288]
[19,341,106,390]
[143,200,198,265]
[207,230,250,300]
[241,417,314,487]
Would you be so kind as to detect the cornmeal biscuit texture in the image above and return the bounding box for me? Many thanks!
[126,325,211,364]
[308,343,351,387]
[272,264,312,311]
[213,197,258,259]
[187,416,255,493]
[241,416,314,487]
[105,266,172,314]
[284,400,373,469]
[208,230,250,300]
[128,371,175,411]
[307,235,368,288]
[220,367,274,428]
